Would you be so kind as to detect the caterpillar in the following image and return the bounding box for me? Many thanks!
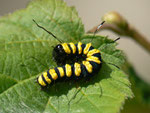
[37,42,102,87]
[33,20,104,87]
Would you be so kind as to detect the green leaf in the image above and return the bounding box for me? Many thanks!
[0,0,132,113]
[121,62,150,113]
[0,74,17,93]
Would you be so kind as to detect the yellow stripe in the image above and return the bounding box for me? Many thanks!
[57,67,65,77]
[49,69,58,80]
[62,43,71,54]
[38,76,46,86]
[86,56,101,64]
[43,72,51,84]
[74,63,81,76]
[84,43,92,55]
[82,61,93,73]
[65,64,72,77]
[69,43,76,54]
[77,42,82,54]
[87,49,100,57]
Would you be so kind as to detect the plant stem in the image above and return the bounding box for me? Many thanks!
[127,25,150,53]
[87,13,150,53]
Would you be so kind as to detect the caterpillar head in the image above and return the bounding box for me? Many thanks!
[52,44,66,65]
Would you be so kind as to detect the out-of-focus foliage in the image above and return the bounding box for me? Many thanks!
[122,62,150,113]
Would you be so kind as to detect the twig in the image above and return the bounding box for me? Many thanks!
[87,12,150,53]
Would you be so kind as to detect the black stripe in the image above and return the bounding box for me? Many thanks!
[71,64,75,78]
[89,46,94,51]
[54,67,61,78]
[72,63,76,77]
[47,70,54,81]
[81,44,86,54]
[62,65,66,77]
[89,61,99,71]
[67,44,73,54]
[41,74,48,86]
[81,63,89,77]
[75,43,85,55]
[93,53,102,62]
[92,53,101,60]
[75,44,78,55]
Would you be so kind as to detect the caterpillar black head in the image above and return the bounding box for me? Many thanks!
[53,44,64,53]
[53,44,67,65]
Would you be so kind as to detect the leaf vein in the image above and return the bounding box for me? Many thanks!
[33,3,74,41]
[80,89,101,111]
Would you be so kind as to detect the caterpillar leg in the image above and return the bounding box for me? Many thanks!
[98,82,103,98]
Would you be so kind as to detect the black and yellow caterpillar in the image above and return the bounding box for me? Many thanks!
[37,42,102,87]
[33,19,104,87]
